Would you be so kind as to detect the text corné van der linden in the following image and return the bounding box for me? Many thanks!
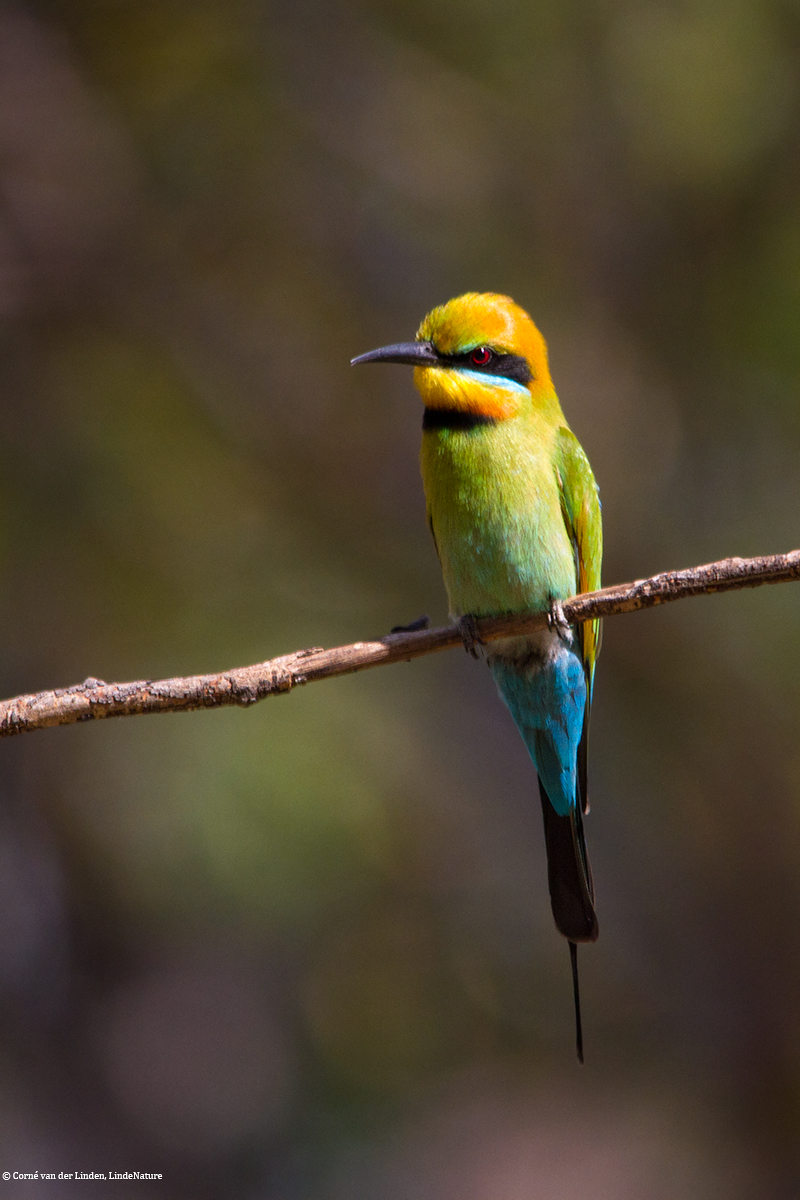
[9,1171,163,1181]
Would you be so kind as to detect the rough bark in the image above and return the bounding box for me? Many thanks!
[1,550,797,738]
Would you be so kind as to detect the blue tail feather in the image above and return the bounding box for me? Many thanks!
[492,638,598,944]
[491,640,587,816]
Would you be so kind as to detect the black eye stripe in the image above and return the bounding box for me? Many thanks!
[439,348,533,385]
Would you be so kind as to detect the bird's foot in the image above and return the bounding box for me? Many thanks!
[459,614,483,658]
[548,600,570,639]
[390,614,431,634]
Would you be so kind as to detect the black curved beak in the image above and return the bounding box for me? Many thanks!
[350,340,439,367]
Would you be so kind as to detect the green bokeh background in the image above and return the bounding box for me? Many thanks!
[0,0,799,1194]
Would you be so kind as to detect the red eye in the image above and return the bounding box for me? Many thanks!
[470,346,492,366]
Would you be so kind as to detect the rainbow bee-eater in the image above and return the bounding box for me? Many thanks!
[352,293,602,1059]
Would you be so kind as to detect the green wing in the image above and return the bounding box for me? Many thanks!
[555,426,602,818]
[554,426,602,689]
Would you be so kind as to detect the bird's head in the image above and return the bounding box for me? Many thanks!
[351,292,555,421]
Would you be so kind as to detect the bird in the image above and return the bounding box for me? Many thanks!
[352,293,602,1060]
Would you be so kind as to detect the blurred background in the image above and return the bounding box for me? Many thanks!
[0,0,798,1195]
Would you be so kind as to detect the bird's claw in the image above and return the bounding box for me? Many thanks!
[390,614,431,634]
[548,600,570,638]
[459,614,483,658]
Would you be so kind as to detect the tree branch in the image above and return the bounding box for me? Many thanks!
[2,549,798,739]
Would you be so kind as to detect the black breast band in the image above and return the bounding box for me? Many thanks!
[422,409,498,432]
